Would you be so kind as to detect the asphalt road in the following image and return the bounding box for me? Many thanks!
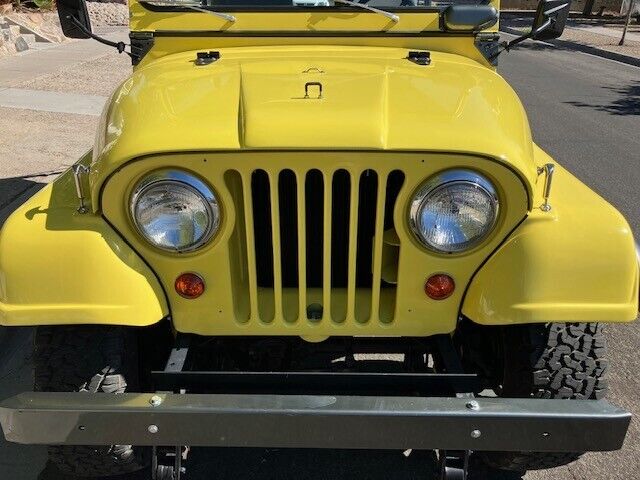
[0,37,639,480]
[498,39,640,480]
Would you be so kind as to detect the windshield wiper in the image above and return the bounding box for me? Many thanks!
[145,0,236,22]
[332,0,399,23]
[294,0,399,23]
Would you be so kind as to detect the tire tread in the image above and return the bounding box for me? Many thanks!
[482,322,607,471]
[34,325,149,477]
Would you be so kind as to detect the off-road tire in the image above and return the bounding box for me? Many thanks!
[34,325,150,477]
[480,322,608,471]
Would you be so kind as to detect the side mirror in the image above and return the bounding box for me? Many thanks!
[530,0,571,41]
[56,0,92,39]
[442,5,499,32]
[493,0,571,59]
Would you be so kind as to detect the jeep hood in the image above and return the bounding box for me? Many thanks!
[90,46,536,201]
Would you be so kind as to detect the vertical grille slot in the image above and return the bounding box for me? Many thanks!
[268,170,283,322]
[238,170,260,323]
[305,170,325,320]
[355,170,379,323]
[320,170,333,321]
[231,165,404,325]
[379,170,405,323]
[251,170,275,322]
[224,170,250,323]
[345,170,360,322]
[330,169,351,322]
[278,170,299,322]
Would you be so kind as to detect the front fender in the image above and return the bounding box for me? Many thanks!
[0,157,168,327]
[462,151,639,325]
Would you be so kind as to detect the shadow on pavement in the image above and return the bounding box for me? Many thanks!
[0,177,41,210]
[0,327,49,478]
[36,449,525,480]
[0,177,48,227]
[565,81,640,115]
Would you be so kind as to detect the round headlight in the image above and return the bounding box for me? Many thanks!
[131,170,220,252]
[409,170,498,253]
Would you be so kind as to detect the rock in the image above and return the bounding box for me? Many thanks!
[5,13,66,44]
[27,13,44,25]
[86,2,129,26]
[9,24,20,38]
[0,4,13,15]
[14,35,29,52]
[20,33,36,45]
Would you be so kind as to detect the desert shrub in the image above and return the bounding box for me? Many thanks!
[33,0,53,8]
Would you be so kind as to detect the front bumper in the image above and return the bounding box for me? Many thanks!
[0,392,631,452]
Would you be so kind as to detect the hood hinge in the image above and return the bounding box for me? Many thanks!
[130,31,154,66]
[475,33,501,66]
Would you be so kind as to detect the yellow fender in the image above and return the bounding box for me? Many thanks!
[0,155,168,327]
[462,147,639,325]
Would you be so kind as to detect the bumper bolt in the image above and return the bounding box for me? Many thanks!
[149,395,162,407]
[471,429,482,439]
[466,400,480,410]
[148,424,159,434]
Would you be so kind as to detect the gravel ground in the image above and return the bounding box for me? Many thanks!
[559,27,640,58]
[0,107,98,178]
[16,53,131,96]
[87,2,129,27]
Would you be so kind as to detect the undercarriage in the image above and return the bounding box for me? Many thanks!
[0,327,630,480]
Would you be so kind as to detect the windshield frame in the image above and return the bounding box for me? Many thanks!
[138,3,465,14]
[132,0,498,38]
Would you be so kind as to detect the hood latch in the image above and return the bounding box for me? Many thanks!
[407,51,431,66]
[195,51,221,66]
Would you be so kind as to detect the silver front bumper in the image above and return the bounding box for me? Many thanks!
[0,392,631,452]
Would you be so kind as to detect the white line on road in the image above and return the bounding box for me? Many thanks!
[0,88,107,116]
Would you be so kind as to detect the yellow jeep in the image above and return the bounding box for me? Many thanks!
[0,0,638,478]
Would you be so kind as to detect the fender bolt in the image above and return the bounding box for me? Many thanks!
[150,395,162,406]
[148,425,159,434]
[471,429,482,439]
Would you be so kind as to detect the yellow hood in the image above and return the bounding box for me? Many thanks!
[90,45,535,202]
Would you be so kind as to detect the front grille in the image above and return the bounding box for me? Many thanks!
[225,167,404,325]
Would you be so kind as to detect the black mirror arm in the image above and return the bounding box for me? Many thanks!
[507,17,552,50]
[489,18,552,60]
[66,14,133,59]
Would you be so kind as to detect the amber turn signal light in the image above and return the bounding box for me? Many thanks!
[175,273,205,299]
[425,274,455,300]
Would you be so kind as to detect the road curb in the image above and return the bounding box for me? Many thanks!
[500,26,640,68]
[551,37,640,67]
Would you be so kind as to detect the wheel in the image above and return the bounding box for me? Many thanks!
[34,325,150,477]
[457,322,608,472]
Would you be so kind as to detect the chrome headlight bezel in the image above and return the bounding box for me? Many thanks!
[130,169,220,253]
[409,169,499,254]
